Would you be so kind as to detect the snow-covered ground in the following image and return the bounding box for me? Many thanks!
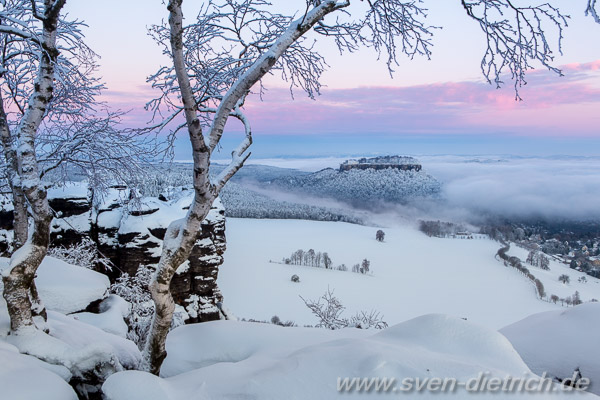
[502,302,600,396]
[2,218,599,399]
[104,315,598,399]
[0,257,141,400]
[219,218,600,329]
[506,245,599,303]
[0,256,111,335]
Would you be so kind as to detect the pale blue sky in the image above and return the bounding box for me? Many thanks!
[63,1,600,157]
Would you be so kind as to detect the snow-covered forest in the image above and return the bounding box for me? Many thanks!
[1,0,600,399]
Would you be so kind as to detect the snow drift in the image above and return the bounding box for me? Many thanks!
[0,256,141,398]
[103,315,597,399]
[501,302,600,395]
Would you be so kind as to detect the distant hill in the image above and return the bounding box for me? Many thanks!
[268,158,441,207]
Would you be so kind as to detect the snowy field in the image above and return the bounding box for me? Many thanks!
[2,221,600,399]
[219,218,600,329]
[105,313,599,399]
[507,245,600,304]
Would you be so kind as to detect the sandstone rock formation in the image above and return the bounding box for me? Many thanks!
[0,185,227,323]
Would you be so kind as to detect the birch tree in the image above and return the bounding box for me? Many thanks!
[0,0,152,334]
[143,0,435,374]
[0,0,78,333]
[142,0,598,374]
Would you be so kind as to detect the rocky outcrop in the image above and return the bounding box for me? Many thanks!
[339,155,422,172]
[172,214,226,323]
[0,195,14,256]
[0,186,227,324]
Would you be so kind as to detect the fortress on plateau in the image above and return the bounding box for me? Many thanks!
[339,156,422,172]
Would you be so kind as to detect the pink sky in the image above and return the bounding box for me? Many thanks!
[64,1,600,143]
[103,60,600,138]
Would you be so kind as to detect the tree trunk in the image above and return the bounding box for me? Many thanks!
[144,194,214,374]
[1,2,60,333]
[2,219,50,331]
[12,188,29,248]
[143,0,216,374]
[0,94,29,248]
[143,0,341,375]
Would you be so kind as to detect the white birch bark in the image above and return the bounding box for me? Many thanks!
[144,0,345,375]
[1,0,65,333]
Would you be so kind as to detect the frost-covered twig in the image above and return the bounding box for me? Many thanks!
[48,237,113,272]
[301,288,388,330]
[461,0,569,99]
[586,0,599,23]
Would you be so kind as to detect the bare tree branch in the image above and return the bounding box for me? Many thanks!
[0,0,156,335]
[461,0,569,99]
[586,0,599,23]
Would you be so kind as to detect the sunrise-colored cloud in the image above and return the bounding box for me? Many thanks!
[104,60,600,139]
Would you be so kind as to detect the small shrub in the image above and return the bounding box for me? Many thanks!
[559,274,570,284]
[48,237,113,272]
[301,288,387,330]
[360,259,370,274]
[291,274,300,283]
[534,279,545,299]
[572,291,582,306]
[110,264,155,346]
[539,254,550,270]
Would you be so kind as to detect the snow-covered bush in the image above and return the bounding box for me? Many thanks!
[526,250,550,270]
[349,310,389,330]
[336,264,348,272]
[109,265,155,346]
[270,315,296,327]
[290,274,300,283]
[301,289,388,330]
[559,274,571,284]
[534,278,546,299]
[285,249,371,275]
[360,258,370,274]
[48,237,113,272]
[572,291,582,306]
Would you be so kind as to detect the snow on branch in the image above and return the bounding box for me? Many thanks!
[461,0,569,100]
[0,0,104,122]
[147,0,438,162]
[36,109,159,193]
[301,288,388,330]
[586,0,599,23]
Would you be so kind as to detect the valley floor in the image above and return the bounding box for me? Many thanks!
[219,218,600,329]
[3,217,600,399]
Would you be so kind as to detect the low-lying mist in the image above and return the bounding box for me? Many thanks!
[421,156,600,222]
[237,155,600,226]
